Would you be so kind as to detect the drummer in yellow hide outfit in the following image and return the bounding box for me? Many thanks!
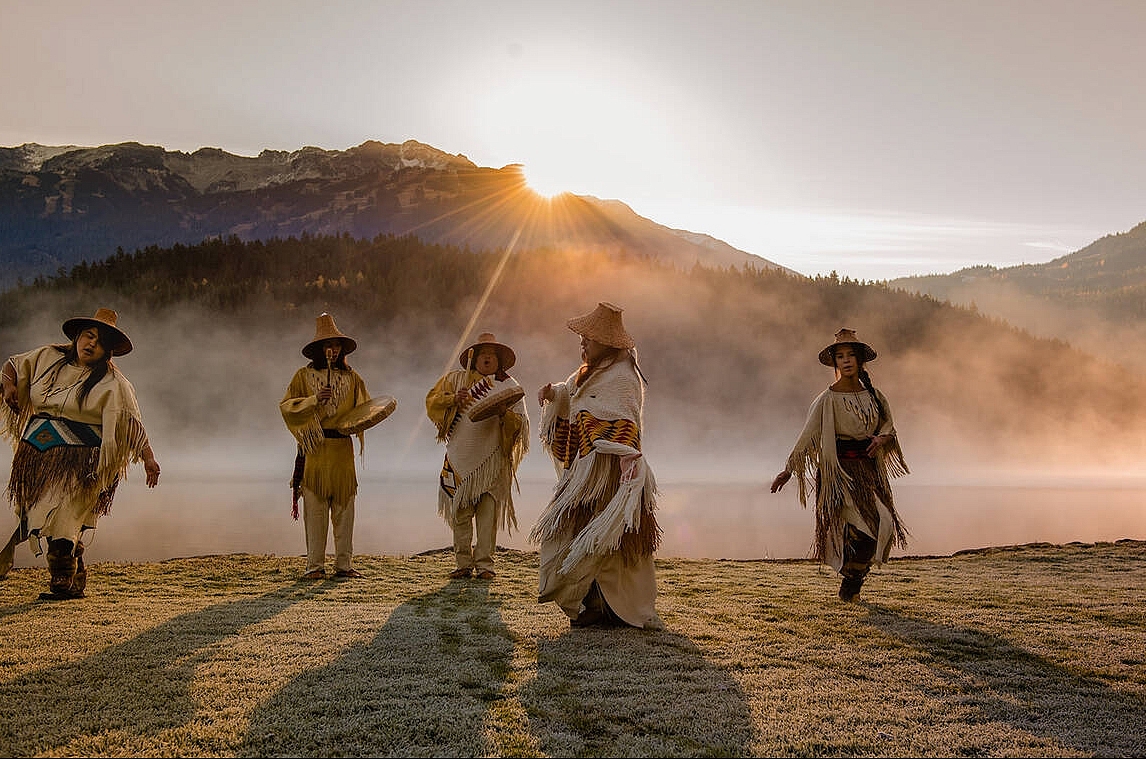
[280,313,373,580]
[426,333,528,580]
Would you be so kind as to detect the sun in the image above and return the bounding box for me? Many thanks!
[467,42,681,206]
[522,163,572,199]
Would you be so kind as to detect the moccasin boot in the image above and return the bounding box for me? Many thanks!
[43,541,84,600]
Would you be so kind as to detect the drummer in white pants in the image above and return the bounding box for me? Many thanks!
[425,333,529,580]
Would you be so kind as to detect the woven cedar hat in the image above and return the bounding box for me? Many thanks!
[566,302,635,349]
[302,312,358,361]
[62,308,132,356]
[459,332,516,371]
[818,328,877,367]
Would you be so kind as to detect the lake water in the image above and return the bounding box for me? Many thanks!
[4,467,1143,567]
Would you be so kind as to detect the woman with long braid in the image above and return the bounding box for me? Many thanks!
[770,328,909,601]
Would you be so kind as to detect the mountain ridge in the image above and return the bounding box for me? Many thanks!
[0,139,787,287]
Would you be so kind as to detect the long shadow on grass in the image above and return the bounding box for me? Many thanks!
[240,580,515,757]
[0,582,335,755]
[864,604,1146,756]
[520,627,755,757]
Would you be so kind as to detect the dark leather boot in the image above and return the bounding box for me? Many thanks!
[41,539,83,600]
[839,569,868,602]
[839,525,876,602]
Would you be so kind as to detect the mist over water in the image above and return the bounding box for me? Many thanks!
[4,457,1144,568]
[2,285,1145,569]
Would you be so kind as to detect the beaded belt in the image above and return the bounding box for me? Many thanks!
[21,413,102,452]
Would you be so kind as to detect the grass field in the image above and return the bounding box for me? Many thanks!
[1,540,1144,757]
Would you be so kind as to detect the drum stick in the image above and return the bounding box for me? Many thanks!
[453,348,472,410]
[325,347,334,400]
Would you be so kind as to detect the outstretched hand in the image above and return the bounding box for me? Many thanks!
[770,470,791,493]
[537,383,554,406]
[144,457,161,488]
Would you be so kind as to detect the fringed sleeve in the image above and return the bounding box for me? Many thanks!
[280,367,324,454]
[875,389,910,479]
[1,347,61,448]
[94,372,151,493]
[538,374,574,467]
[785,389,831,508]
[425,370,468,443]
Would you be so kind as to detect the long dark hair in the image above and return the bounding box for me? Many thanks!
[857,364,886,428]
[62,325,116,408]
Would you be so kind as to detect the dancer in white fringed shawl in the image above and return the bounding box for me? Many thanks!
[771,328,909,602]
[0,308,161,600]
[532,302,663,630]
[426,333,528,580]
[280,313,371,580]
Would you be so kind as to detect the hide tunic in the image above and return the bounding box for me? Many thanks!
[280,366,370,505]
[280,365,371,574]
[531,358,663,630]
[784,388,909,572]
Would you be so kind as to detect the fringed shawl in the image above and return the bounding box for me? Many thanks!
[280,366,369,504]
[531,358,660,575]
[785,387,909,563]
[426,369,529,533]
[3,345,150,515]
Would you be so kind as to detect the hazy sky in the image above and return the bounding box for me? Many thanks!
[2,0,1145,280]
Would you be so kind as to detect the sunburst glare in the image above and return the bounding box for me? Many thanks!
[522,163,571,200]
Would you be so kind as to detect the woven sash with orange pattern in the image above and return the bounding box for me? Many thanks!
[551,410,640,469]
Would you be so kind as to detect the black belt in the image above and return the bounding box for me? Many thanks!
[836,437,871,459]
[322,428,349,439]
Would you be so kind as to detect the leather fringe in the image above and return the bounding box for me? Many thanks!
[812,455,908,564]
[531,451,661,565]
[7,443,101,512]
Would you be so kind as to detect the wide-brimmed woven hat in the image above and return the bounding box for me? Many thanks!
[62,307,132,356]
[302,313,358,361]
[459,332,516,371]
[566,302,635,349]
[818,328,877,367]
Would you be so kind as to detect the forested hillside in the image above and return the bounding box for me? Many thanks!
[891,220,1146,371]
[2,234,1142,474]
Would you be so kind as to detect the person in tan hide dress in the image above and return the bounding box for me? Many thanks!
[0,308,161,600]
[771,328,909,602]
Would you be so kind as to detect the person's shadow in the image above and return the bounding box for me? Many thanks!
[863,604,1146,756]
[240,580,515,756]
[519,626,756,756]
[0,582,334,756]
